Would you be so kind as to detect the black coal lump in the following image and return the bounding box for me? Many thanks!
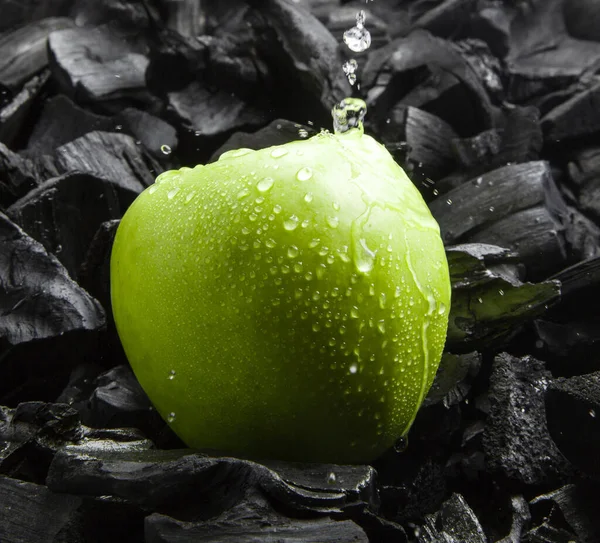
[482,353,575,486]
[545,372,600,480]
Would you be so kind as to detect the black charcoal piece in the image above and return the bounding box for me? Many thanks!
[542,80,600,141]
[0,71,50,147]
[548,256,600,318]
[566,146,600,223]
[545,372,600,479]
[47,25,150,104]
[71,0,158,29]
[563,0,600,41]
[145,510,368,543]
[496,495,531,543]
[47,447,376,514]
[565,207,600,262]
[0,475,82,543]
[0,0,74,33]
[210,119,313,162]
[526,523,579,543]
[167,81,268,138]
[530,485,600,543]
[429,161,568,279]
[410,0,476,38]
[0,18,73,90]
[53,131,159,191]
[0,212,105,345]
[7,171,138,280]
[418,493,487,543]
[248,0,351,120]
[445,243,560,351]
[363,30,496,138]
[423,352,482,408]
[482,353,574,486]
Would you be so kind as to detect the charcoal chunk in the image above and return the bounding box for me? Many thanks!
[446,243,560,351]
[48,25,150,105]
[0,71,50,147]
[424,352,482,408]
[145,511,368,543]
[531,485,600,543]
[0,475,81,543]
[0,213,105,345]
[7,172,138,279]
[563,0,600,42]
[482,353,574,486]
[566,146,600,223]
[496,495,531,543]
[545,372,600,479]
[47,447,376,514]
[418,493,487,543]
[0,18,73,90]
[430,162,568,279]
[0,0,74,33]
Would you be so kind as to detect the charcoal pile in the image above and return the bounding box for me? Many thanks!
[1,0,600,541]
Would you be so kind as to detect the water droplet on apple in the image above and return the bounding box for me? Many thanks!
[257,177,275,192]
[184,191,196,204]
[219,148,254,160]
[148,185,158,194]
[304,192,313,203]
[438,302,447,315]
[167,187,180,200]
[237,188,250,200]
[265,238,277,248]
[167,412,176,423]
[350,307,359,318]
[327,216,339,228]
[349,363,358,374]
[273,204,282,214]
[287,246,299,258]
[168,370,176,380]
[394,436,408,453]
[355,238,376,273]
[271,147,288,158]
[284,215,299,231]
[296,167,313,181]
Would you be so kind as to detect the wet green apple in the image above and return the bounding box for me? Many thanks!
[110,126,451,464]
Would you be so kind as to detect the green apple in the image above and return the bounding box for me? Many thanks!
[110,127,451,464]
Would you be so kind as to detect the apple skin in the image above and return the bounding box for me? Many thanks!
[111,129,451,464]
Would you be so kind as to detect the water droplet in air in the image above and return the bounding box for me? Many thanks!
[271,147,288,158]
[343,59,358,85]
[332,98,367,134]
[296,167,313,181]
[257,177,275,192]
[160,144,172,155]
[284,215,300,231]
[298,128,309,138]
[343,11,371,53]
[590,409,596,418]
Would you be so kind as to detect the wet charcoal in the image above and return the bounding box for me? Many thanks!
[566,146,600,223]
[548,255,600,317]
[410,0,478,39]
[482,353,574,486]
[146,509,368,543]
[564,207,600,262]
[545,372,600,480]
[0,0,74,34]
[467,4,512,59]
[496,495,531,543]
[162,0,207,38]
[47,25,151,107]
[542,80,600,142]
[0,17,73,90]
[247,0,352,122]
[70,0,158,30]
[445,243,560,351]
[53,131,159,191]
[526,522,579,543]
[78,219,120,316]
[0,71,50,147]
[47,446,376,515]
[530,484,600,543]
[423,352,482,408]
[363,30,497,138]
[430,162,569,279]
[167,81,269,138]
[7,172,138,280]
[563,0,600,42]
[209,119,314,162]
[451,105,543,172]
[0,475,82,543]
[0,212,105,345]
[418,493,487,543]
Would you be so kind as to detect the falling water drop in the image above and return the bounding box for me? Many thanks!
[343,59,358,85]
[343,10,372,53]
[332,98,367,134]
[160,144,172,155]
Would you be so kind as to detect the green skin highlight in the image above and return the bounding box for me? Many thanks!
[111,128,451,464]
